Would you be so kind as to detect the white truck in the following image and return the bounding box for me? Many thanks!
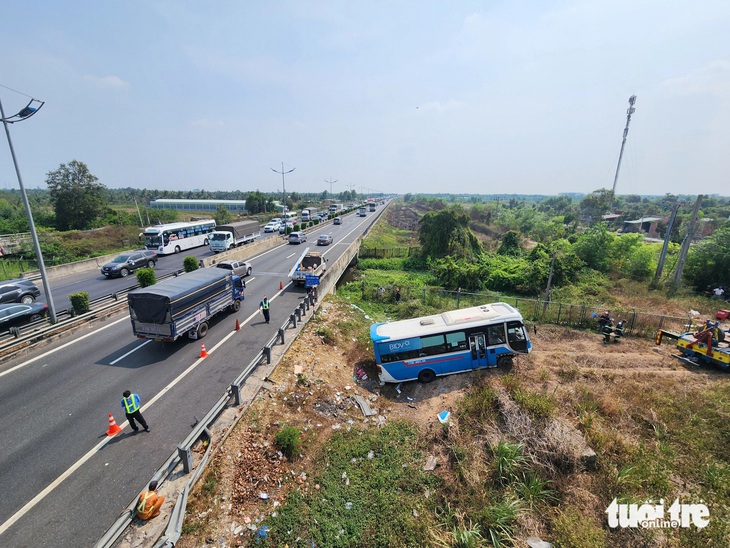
[328,203,344,214]
[288,248,327,288]
[301,209,311,222]
[209,220,261,253]
[358,206,367,217]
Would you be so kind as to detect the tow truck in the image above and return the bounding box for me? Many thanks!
[655,325,730,370]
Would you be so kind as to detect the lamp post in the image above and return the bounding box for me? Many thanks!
[0,94,57,323]
[271,162,295,213]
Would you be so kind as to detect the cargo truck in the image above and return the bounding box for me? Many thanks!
[128,268,244,341]
[288,248,327,288]
[209,220,261,253]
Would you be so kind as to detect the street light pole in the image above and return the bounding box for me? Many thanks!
[271,162,295,212]
[0,95,57,323]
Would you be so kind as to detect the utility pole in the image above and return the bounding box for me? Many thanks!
[271,162,295,212]
[671,195,703,292]
[325,178,337,196]
[134,197,144,227]
[652,202,680,287]
[612,95,637,195]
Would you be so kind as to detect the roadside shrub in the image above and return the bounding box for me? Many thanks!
[68,291,90,315]
[183,256,199,272]
[274,425,301,460]
[136,268,156,287]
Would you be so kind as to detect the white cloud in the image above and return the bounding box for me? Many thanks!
[661,60,730,96]
[418,100,465,112]
[191,118,226,128]
[85,75,130,90]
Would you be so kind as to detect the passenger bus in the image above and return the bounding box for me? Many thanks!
[282,211,298,223]
[142,220,216,255]
[370,302,532,384]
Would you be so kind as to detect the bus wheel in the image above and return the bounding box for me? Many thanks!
[497,355,513,368]
[204,238,209,246]
[196,322,208,339]
[418,369,436,383]
[231,299,241,312]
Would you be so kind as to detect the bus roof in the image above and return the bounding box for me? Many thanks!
[143,220,215,233]
[371,302,523,342]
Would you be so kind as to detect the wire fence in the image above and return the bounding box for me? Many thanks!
[358,246,420,259]
[360,282,697,339]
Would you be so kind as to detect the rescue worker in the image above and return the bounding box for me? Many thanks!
[121,390,149,433]
[259,295,270,324]
[598,310,612,329]
[136,480,165,520]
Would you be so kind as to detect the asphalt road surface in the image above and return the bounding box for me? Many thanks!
[0,207,386,547]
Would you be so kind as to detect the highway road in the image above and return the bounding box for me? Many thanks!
[36,228,285,314]
[0,207,386,547]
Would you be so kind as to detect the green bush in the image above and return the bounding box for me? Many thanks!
[136,268,156,287]
[68,291,90,315]
[183,256,199,272]
[274,425,301,460]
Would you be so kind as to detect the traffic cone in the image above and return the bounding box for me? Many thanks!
[280,280,283,290]
[199,342,209,358]
[235,318,240,331]
[106,413,122,436]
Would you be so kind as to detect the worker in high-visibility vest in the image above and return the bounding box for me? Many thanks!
[259,295,270,324]
[121,390,149,433]
[136,480,165,520]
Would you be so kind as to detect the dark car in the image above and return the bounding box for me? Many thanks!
[215,259,252,278]
[317,234,333,246]
[0,278,41,304]
[0,302,48,331]
[101,250,158,278]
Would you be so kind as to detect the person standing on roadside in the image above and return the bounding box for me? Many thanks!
[395,287,401,303]
[121,390,150,433]
[259,295,271,324]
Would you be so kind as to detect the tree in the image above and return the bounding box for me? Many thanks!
[496,230,523,256]
[684,226,730,290]
[46,160,107,230]
[578,189,614,225]
[419,206,482,260]
[214,204,233,225]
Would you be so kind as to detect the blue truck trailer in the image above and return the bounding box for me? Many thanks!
[128,268,244,342]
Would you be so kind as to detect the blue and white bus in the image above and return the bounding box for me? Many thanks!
[142,220,216,255]
[370,302,532,384]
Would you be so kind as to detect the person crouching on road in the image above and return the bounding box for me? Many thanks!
[121,390,149,433]
[136,480,165,520]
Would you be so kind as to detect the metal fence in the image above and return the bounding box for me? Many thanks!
[360,282,697,339]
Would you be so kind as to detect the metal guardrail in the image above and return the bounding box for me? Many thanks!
[96,227,373,547]
[94,290,321,548]
[0,270,185,354]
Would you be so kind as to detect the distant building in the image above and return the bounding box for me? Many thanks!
[148,199,247,212]
[621,216,663,238]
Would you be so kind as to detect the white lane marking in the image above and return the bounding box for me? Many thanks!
[109,340,152,365]
[0,285,291,535]
[286,253,296,259]
[0,316,129,379]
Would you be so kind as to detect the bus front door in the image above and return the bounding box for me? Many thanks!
[469,334,491,368]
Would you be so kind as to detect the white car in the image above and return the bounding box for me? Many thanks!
[279,220,295,234]
[264,221,281,233]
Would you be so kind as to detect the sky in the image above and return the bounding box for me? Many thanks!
[0,1,728,198]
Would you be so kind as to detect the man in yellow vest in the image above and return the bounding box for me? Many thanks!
[136,480,165,520]
[121,390,149,433]
[259,295,270,324]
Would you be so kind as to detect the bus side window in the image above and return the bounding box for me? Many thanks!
[487,325,505,346]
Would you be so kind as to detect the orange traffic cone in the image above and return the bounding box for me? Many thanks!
[199,342,209,358]
[280,280,283,290]
[235,318,240,331]
[106,413,122,436]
